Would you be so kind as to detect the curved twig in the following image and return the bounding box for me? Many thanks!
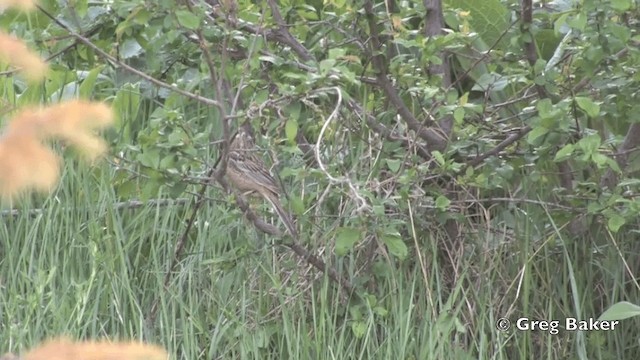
[315,87,370,213]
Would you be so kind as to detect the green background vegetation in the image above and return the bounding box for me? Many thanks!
[2,0,640,358]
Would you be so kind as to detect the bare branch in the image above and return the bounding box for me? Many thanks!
[601,123,640,189]
[363,0,448,151]
[465,126,532,169]
[265,0,313,62]
[37,5,225,113]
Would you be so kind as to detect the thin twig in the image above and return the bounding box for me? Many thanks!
[0,198,192,218]
[464,125,532,169]
[146,168,215,326]
[363,0,448,151]
[315,87,370,213]
[36,5,225,112]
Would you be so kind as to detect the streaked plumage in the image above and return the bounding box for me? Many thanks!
[226,129,297,238]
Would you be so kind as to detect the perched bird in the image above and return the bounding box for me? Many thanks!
[226,128,297,238]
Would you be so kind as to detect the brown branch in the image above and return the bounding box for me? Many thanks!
[423,0,453,139]
[197,27,232,180]
[285,242,354,293]
[217,1,356,293]
[264,0,313,62]
[521,0,580,234]
[438,19,519,110]
[600,123,640,189]
[465,126,532,169]
[520,0,536,67]
[277,5,433,159]
[423,0,450,86]
[146,168,216,326]
[345,100,431,159]
[453,197,577,211]
[39,0,356,316]
[204,0,431,161]
[224,173,355,292]
[144,1,232,326]
[520,0,547,98]
[363,0,448,152]
[230,186,284,236]
[36,5,225,112]
[151,6,238,327]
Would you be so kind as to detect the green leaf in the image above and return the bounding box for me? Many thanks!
[167,129,186,146]
[386,159,401,172]
[607,214,625,233]
[137,148,161,168]
[335,227,361,255]
[73,0,88,17]
[445,0,509,48]
[554,144,574,162]
[79,66,105,98]
[575,97,600,118]
[453,107,465,123]
[610,0,631,11]
[290,195,305,215]
[554,13,569,34]
[319,59,336,74]
[496,163,513,179]
[328,48,346,59]
[140,180,161,201]
[285,119,298,143]
[536,99,553,118]
[175,9,200,30]
[160,154,177,169]
[577,134,601,155]
[536,29,562,60]
[120,39,143,59]
[115,178,137,198]
[598,301,640,321]
[591,153,609,167]
[297,9,318,21]
[351,321,366,338]
[435,195,451,210]
[133,8,152,25]
[567,13,587,31]
[169,181,187,198]
[473,73,509,92]
[433,151,445,166]
[381,232,408,259]
[115,21,133,40]
[259,55,283,65]
[373,306,388,317]
[527,126,549,144]
[619,179,640,187]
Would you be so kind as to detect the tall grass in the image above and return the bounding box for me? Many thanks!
[0,6,639,355]
[2,155,640,359]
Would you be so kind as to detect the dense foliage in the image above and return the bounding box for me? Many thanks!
[3,0,640,358]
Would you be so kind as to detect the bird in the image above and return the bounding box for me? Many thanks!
[226,127,297,238]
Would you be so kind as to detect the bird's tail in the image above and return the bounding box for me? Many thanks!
[264,193,298,238]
